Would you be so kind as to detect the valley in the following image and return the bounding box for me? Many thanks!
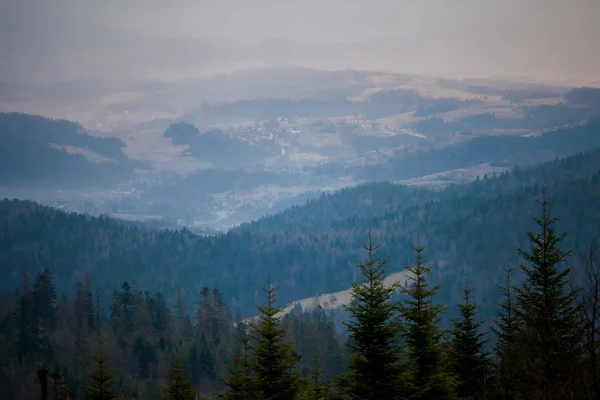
[1,69,599,231]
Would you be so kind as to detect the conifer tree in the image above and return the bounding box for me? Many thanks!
[95,288,102,332]
[20,266,31,296]
[50,370,69,400]
[83,336,118,400]
[13,269,54,363]
[118,281,134,332]
[173,288,189,341]
[32,268,58,329]
[303,355,332,400]
[450,281,490,399]
[153,292,170,332]
[221,337,258,400]
[310,306,344,379]
[76,282,90,335]
[131,280,145,329]
[492,265,523,398]
[159,346,197,400]
[12,291,37,362]
[109,289,120,331]
[398,241,458,399]
[84,273,95,330]
[341,234,402,400]
[250,274,300,400]
[515,196,584,398]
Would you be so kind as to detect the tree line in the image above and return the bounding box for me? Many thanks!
[1,196,599,399]
[3,147,600,323]
[222,197,596,399]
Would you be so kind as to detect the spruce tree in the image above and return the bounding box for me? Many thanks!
[32,268,58,329]
[50,370,69,400]
[118,281,134,332]
[173,288,189,341]
[398,242,458,399]
[341,234,402,400]
[492,265,523,398]
[76,282,90,335]
[84,273,95,330]
[83,336,118,400]
[95,289,102,332]
[160,346,197,400]
[310,306,344,379]
[12,291,37,362]
[250,274,300,400]
[450,281,490,399]
[109,290,120,331]
[221,337,258,400]
[304,355,332,400]
[515,196,584,398]
[153,292,170,332]
[13,275,53,364]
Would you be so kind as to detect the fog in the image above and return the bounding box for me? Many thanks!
[1,0,599,83]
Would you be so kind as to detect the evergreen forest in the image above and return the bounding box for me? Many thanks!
[1,149,600,399]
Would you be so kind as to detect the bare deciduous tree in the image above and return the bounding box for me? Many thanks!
[576,238,600,398]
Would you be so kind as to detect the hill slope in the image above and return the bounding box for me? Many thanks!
[0,112,145,188]
[1,148,600,317]
[343,115,600,181]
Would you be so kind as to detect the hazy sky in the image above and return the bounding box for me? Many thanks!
[1,0,599,83]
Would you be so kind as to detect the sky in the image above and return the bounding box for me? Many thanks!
[1,0,599,83]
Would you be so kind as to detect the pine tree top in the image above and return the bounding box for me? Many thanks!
[398,241,453,398]
[83,336,118,400]
[221,337,258,400]
[250,274,300,400]
[492,265,521,355]
[451,282,489,360]
[516,197,579,324]
[399,243,443,318]
[514,194,584,397]
[160,346,197,400]
[342,234,402,400]
[398,243,445,339]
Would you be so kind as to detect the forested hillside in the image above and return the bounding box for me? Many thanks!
[2,148,600,321]
[344,115,600,181]
[163,121,280,168]
[0,113,144,188]
[0,271,345,399]
[256,146,600,234]
[0,198,597,398]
